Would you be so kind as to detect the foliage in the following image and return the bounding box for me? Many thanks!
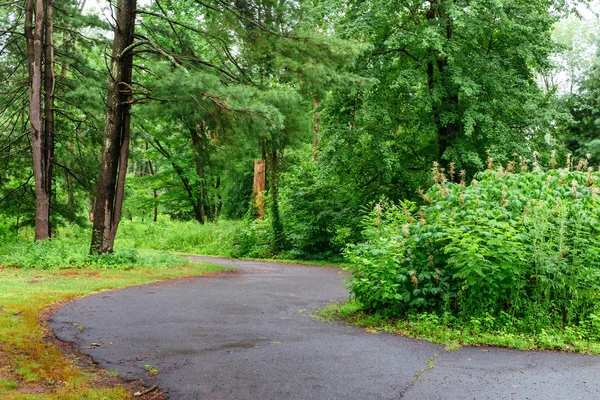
[319,300,600,353]
[0,0,108,230]
[116,219,244,257]
[346,159,600,340]
[277,145,359,259]
[561,48,600,164]
[0,226,186,270]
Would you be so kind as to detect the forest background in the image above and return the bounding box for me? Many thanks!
[4,1,600,396]
[0,0,598,261]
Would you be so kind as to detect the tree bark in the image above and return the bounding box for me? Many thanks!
[189,127,207,223]
[25,0,53,241]
[90,0,137,254]
[147,160,158,222]
[43,0,55,229]
[89,196,95,222]
[253,159,265,219]
[66,173,75,223]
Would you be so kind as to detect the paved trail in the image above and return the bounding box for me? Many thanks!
[50,257,600,399]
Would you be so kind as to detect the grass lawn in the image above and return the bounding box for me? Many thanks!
[0,261,229,399]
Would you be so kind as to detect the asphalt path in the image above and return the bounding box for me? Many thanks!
[49,257,600,399]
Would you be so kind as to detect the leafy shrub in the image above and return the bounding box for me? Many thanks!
[347,161,600,336]
[231,217,275,259]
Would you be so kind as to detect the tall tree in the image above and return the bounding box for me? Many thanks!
[24,0,55,240]
[90,0,137,254]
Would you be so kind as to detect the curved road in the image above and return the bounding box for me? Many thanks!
[50,257,600,399]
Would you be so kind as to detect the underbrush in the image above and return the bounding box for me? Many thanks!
[319,300,600,353]
[0,226,186,270]
[345,158,600,351]
[116,219,243,256]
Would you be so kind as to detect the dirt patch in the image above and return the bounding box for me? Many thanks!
[58,270,101,278]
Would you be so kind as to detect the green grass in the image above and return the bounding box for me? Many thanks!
[0,235,230,399]
[0,227,188,270]
[318,300,600,354]
[116,219,244,256]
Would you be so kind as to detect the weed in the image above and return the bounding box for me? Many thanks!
[321,300,600,354]
[444,341,461,351]
[144,364,159,375]
[346,165,600,345]
[72,322,85,332]
[410,353,438,385]
[0,378,18,390]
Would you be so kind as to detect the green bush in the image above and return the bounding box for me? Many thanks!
[231,217,275,259]
[347,162,600,336]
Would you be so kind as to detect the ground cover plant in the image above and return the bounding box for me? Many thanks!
[342,156,600,353]
[115,219,244,257]
[115,217,346,265]
[0,233,229,399]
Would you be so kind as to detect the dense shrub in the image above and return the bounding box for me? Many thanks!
[231,217,275,259]
[347,161,600,335]
[277,146,360,260]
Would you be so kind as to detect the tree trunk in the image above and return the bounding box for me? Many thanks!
[25,0,53,241]
[189,127,207,223]
[90,0,137,254]
[426,0,459,164]
[66,174,75,223]
[253,159,265,219]
[43,0,55,230]
[147,160,158,222]
[267,147,284,254]
[312,95,320,162]
[89,196,95,222]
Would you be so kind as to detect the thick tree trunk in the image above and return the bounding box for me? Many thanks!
[253,159,265,219]
[90,0,137,254]
[25,0,53,241]
[43,0,55,229]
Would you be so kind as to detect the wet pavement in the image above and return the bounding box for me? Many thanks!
[49,257,600,399]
